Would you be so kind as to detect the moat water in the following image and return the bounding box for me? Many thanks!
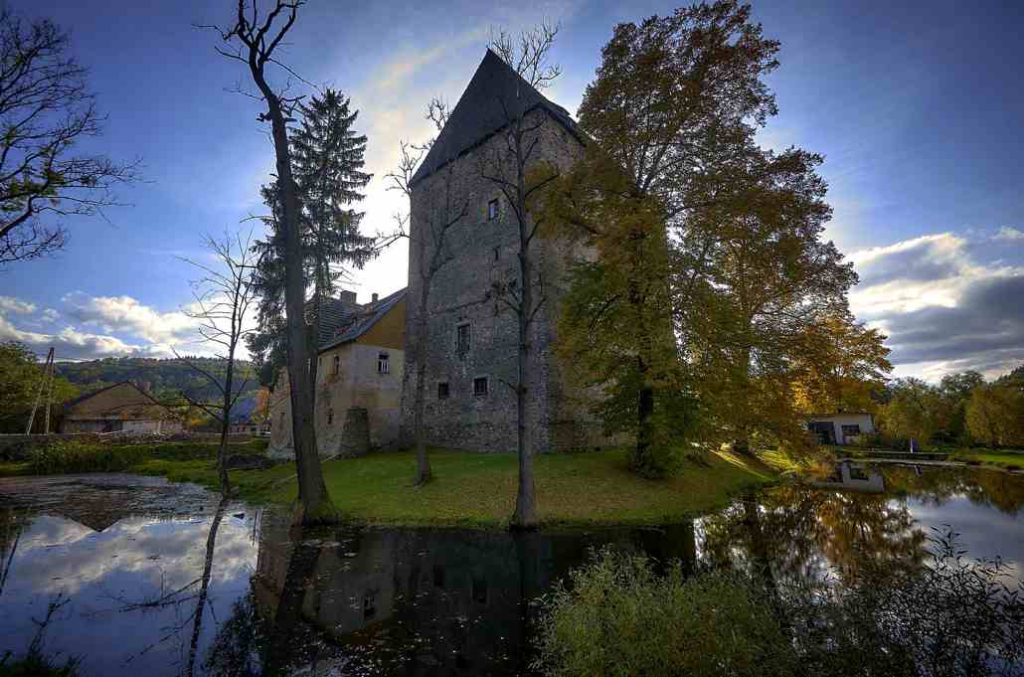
[1,463,1022,675]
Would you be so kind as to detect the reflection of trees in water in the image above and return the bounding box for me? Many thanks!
[702,485,926,586]
[98,501,233,673]
[0,507,26,598]
[184,497,229,677]
[202,589,265,677]
[243,516,698,675]
[882,465,1024,515]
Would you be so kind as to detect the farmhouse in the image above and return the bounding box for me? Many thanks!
[806,412,875,445]
[399,50,605,453]
[60,381,183,434]
[269,289,406,458]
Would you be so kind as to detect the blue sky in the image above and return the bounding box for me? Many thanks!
[0,0,1021,380]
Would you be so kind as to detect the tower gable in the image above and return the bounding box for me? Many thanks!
[410,50,582,186]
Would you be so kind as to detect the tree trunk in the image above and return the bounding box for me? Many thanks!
[412,269,432,486]
[216,355,233,496]
[184,497,228,677]
[733,343,754,456]
[628,231,656,476]
[267,97,332,523]
[634,368,656,473]
[511,135,537,529]
[263,530,323,674]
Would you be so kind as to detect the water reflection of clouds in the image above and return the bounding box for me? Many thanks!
[0,512,258,677]
[907,495,1024,582]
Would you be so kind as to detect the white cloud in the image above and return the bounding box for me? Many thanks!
[0,295,36,314]
[848,231,1024,380]
[994,226,1024,241]
[0,312,154,360]
[0,292,219,360]
[62,292,197,345]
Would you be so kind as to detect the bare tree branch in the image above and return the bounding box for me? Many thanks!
[0,8,138,264]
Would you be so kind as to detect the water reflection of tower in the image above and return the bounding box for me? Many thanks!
[252,513,697,674]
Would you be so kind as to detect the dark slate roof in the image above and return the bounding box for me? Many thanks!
[316,297,357,345]
[409,49,582,185]
[319,288,407,351]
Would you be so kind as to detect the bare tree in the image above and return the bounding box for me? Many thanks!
[387,100,467,486]
[178,231,259,495]
[0,8,136,264]
[184,497,229,677]
[199,0,334,522]
[480,24,562,529]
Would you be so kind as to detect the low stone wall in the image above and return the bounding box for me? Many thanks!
[0,432,265,461]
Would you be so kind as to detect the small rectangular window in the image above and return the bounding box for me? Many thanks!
[456,323,470,356]
[378,352,390,374]
[332,354,340,375]
[493,246,500,261]
[438,382,450,399]
[327,408,334,425]
[474,376,489,397]
[487,198,498,221]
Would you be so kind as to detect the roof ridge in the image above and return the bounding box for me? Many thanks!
[409,50,581,185]
[63,380,167,410]
[319,287,407,351]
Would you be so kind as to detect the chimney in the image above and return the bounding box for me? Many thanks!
[371,292,379,303]
[338,290,357,307]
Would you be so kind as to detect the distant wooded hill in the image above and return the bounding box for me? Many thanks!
[55,357,263,421]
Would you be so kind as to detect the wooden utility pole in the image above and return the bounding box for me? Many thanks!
[43,351,55,434]
[24,347,55,435]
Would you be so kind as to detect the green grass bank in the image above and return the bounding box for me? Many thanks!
[949,449,1024,470]
[1,443,776,528]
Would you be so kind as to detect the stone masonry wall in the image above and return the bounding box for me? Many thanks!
[400,109,609,453]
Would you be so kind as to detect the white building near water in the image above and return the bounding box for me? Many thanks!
[805,412,875,445]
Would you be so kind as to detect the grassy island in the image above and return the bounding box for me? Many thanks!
[1,441,777,528]
[162,449,776,528]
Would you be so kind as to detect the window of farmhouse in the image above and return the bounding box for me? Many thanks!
[841,424,861,437]
[327,408,334,425]
[438,381,450,399]
[332,354,340,375]
[474,376,489,397]
[487,198,499,221]
[378,352,390,374]
[456,323,470,356]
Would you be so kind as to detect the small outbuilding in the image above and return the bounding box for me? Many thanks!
[60,381,183,434]
[805,412,875,446]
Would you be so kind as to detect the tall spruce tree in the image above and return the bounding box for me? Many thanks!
[249,89,376,388]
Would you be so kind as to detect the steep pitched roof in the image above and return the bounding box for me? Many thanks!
[319,288,407,351]
[316,296,358,345]
[409,49,582,185]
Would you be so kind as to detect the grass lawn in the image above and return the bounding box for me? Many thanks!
[949,449,1024,471]
[130,448,776,528]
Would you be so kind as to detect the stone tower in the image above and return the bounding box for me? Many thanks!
[400,50,605,453]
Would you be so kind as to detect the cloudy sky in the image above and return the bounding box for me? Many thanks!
[1,0,1021,381]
